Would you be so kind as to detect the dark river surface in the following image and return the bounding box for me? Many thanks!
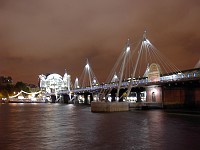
[0,103,200,150]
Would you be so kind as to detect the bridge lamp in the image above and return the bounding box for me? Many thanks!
[143,39,151,45]
[85,63,90,70]
[126,46,130,52]
[113,74,118,80]
[93,79,97,84]
[151,87,158,95]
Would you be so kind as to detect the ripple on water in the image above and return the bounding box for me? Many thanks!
[0,103,200,150]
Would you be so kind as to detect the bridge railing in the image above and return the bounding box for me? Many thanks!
[55,68,200,94]
[60,69,200,94]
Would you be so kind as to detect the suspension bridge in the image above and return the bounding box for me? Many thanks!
[9,31,200,109]
[54,31,200,109]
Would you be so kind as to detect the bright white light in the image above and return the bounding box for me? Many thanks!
[143,39,151,45]
[85,63,90,69]
[146,39,151,44]
[93,79,96,84]
[18,96,24,99]
[126,46,130,52]
[151,88,158,95]
[108,97,112,102]
[31,97,37,102]
[172,74,177,80]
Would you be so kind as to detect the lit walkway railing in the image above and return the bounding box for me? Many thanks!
[59,70,200,94]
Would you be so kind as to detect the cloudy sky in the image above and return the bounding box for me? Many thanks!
[0,0,200,84]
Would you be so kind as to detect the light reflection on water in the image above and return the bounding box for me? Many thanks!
[0,103,200,150]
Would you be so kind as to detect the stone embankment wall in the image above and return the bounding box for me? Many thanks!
[163,86,200,108]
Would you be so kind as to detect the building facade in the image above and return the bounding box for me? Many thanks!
[39,71,71,95]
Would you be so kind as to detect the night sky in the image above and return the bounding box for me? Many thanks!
[0,0,200,84]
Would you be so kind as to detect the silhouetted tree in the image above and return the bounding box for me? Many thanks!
[14,82,30,93]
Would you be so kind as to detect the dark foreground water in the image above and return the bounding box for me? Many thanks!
[0,103,200,150]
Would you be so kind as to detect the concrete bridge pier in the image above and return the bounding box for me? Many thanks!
[51,94,70,103]
[111,90,116,102]
[51,95,56,103]
[62,94,70,104]
[73,95,79,104]
[136,90,142,102]
[136,87,146,102]
[84,92,94,104]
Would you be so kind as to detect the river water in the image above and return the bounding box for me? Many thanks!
[0,103,200,150]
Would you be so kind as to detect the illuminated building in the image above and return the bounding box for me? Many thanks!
[39,70,71,94]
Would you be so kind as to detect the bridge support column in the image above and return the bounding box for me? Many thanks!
[84,94,88,104]
[62,94,70,104]
[51,95,56,103]
[84,93,93,104]
[119,90,123,102]
[89,93,94,103]
[111,90,116,102]
[73,95,79,104]
[136,91,141,102]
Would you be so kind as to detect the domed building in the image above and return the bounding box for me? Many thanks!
[39,70,71,95]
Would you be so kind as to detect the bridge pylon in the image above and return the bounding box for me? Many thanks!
[79,59,99,88]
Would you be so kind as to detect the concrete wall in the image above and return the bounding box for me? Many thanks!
[146,86,162,103]
[195,88,200,106]
[163,86,200,108]
[162,88,185,107]
[91,102,129,112]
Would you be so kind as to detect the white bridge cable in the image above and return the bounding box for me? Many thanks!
[125,31,182,98]
[105,47,128,83]
[99,39,136,100]
[116,39,131,98]
[149,46,172,74]
[137,42,146,77]
[79,59,99,88]
[147,41,182,75]
[99,31,182,101]
[147,44,153,63]
[129,33,181,79]
[126,36,145,98]
[99,49,126,99]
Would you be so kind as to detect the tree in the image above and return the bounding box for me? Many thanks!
[14,82,30,93]
[0,89,8,98]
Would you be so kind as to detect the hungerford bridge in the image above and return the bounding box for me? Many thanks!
[30,32,200,107]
